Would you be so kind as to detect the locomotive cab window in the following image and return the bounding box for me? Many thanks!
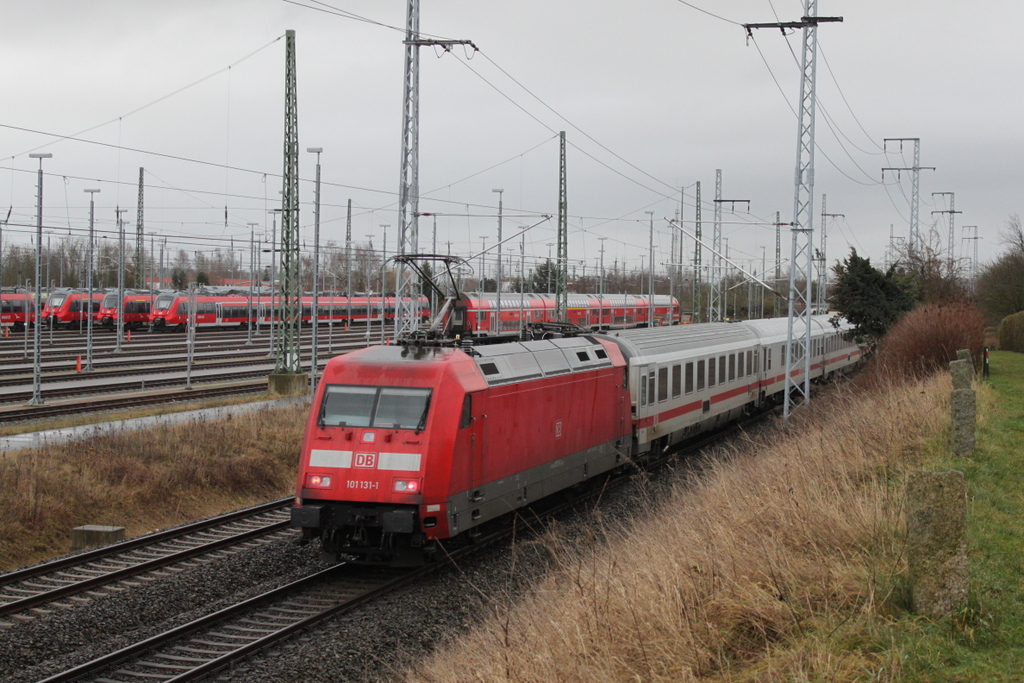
[319,385,432,431]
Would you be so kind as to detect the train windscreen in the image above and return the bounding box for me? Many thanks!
[154,294,176,311]
[47,294,67,308]
[319,385,432,431]
[102,293,119,308]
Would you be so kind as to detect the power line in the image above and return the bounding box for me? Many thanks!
[9,36,284,161]
[671,0,744,26]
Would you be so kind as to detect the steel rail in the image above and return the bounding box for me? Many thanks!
[0,499,294,619]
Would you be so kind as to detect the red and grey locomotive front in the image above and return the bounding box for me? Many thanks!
[291,338,632,565]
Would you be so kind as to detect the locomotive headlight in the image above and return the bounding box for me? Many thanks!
[306,474,332,488]
[393,479,421,493]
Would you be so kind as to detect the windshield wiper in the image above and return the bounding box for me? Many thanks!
[415,397,431,433]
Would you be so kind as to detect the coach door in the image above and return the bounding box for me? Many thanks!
[470,399,485,500]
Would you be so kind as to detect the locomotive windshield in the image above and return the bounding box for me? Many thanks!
[47,294,67,308]
[102,293,119,308]
[319,385,432,431]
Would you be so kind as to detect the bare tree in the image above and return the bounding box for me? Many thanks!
[977,214,1024,323]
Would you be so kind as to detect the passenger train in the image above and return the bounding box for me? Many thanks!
[39,290,106,329]
[290,315,861,565]
[449,293,681,336]
[98,291,155,329]
[149,291,432,330]
[0,292,35,331]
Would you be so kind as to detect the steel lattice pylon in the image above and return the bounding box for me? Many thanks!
[276,29,302,374]
[784,0,821,418]
[395,0,421,339]
[708,170,722,322]
[910,140,921,253]
[556,131,568,320]
[691,181,702,324]
[136,167,144,288]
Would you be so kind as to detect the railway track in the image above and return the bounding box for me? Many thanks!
[14,411,775,682]
[0,328,376,371]
[0,329,378,421]
[0,498,294,624]
[0,345,360,389]
[0,379,272,422]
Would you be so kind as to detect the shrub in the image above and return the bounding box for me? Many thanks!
[869,301,984,383]
[998,311,1024,352]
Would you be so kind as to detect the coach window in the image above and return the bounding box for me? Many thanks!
[639,375,647,407]
[658,367,669,402]
[672,364,681,398]
[747,350,754,375]
[719,356,726,385]
[648,373,656,405]
[685,363,694,394]
[728,354,736,382]
[697,360,705,391]
[767,348,771,371]
[708,357,716,387]
[737,351,744,377]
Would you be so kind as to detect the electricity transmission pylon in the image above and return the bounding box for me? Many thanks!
[882,138,934,255]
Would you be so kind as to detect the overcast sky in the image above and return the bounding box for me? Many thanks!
[2,0,1021,286]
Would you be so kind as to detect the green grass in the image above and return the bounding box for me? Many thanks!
[889,350,1024,681]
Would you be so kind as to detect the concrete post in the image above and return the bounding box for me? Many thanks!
[71,525,125,552]
[956,349,975,376]
[905,470,968,617]
[951,388,977,457]
[950,359,972,392]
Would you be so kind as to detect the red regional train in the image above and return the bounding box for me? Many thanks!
[290,315,861,565]
[98,291,155,329]
[39,290,106,329]
[149,291,431,330]
[0,292,36,331]
[448,293,679,337]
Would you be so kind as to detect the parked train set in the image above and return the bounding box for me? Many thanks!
[1,290,684,334]
[290,314,862,566]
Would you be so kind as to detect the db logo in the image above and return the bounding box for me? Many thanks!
[555,421,563,438]
[354,452,377,468]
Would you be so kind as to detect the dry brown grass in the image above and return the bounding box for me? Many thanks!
[0,404,307,571]
[407,376,955,683]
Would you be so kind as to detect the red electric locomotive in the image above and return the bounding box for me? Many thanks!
[0,292,35,331]
[291,336,632,565]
